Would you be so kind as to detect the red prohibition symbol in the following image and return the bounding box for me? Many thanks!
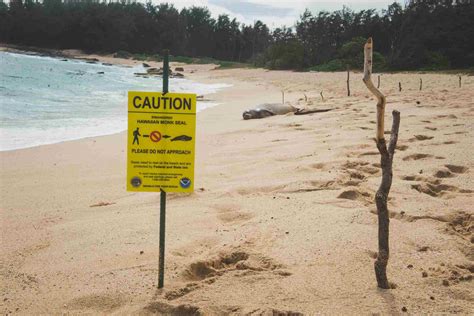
[149,131,162,142]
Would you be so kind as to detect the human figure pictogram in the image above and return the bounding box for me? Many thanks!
[133,127,141,145]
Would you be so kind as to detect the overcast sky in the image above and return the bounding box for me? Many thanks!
[156,0,401,29]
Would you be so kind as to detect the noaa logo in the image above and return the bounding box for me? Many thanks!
[131,176,142,188]
[179,177,191,189]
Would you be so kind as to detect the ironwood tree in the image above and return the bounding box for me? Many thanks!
[1,0,472,70]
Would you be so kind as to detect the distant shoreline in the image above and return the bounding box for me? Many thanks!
[0,43,110,65]
[2,43,472,75]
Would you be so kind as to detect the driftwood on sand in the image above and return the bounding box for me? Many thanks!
[362,37,401,289]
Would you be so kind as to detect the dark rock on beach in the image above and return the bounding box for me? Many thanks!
[146,67,163,75]
[82,58,99,63]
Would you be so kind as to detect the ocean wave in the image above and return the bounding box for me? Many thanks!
[0,51,230,151]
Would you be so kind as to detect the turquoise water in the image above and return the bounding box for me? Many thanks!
[0,52,228,151]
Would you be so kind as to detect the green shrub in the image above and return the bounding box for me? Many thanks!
[170,56,216,64]
[261,40,305,70]
[373,52,387,72]
[307,47,387,72]
[113,50,132,59]
[131,53,162,62]
[215,61,250,69]
[422,51,451,70]
[308,59,346,72]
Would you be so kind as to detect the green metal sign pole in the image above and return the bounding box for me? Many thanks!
[158,50,169,289]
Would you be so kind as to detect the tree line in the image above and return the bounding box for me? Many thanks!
[1,0,473,71]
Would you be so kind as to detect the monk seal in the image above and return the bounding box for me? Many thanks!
[243,103,331,120]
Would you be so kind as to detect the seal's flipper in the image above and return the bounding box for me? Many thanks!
[258,109,274,118]
[294,108,332,115]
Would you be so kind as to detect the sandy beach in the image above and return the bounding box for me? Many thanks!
[1,51,473,314]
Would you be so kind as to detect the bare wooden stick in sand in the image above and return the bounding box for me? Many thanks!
[347,67,351,96]
[419,78,422,91]
[459,75,462,88]
[320,91,325,102]
[399,81,402,92]
[362,37,401,289]
[282,90,285,104]
[377,75,380,89]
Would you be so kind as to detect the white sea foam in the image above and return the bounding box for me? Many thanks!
[0,52,230,151]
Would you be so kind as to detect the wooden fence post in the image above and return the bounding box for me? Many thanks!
[347,67,351,96]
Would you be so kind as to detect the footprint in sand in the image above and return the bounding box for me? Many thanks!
[411,182,473,198]
[282,180,338,193]
[165,251,290,301]
[401,175,440,184]
[337,188,373,205]
[437,114,458,119]
[403,153,433,161]
[295,161,330,173]
[409,135,434,142]
[402,171,474,197]
[431,164,468,179]
[66,293,125,313]
[309,162,326,170]
[248,308,304,315]
[281,122,311,131]
[433,169,455,178]
[213,204,254,224]
[445,164,469,174]
[235,185,286,196]
[144,302,200,315]
[358,151,379,157]
[444,131,467,135]
[164,283,201,300]
[183,251,251,281]
[445,211,473,244]
[343,160,379,175]
[422,261,473,287]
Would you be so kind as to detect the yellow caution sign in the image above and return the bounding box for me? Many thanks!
[127,91,196,192]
